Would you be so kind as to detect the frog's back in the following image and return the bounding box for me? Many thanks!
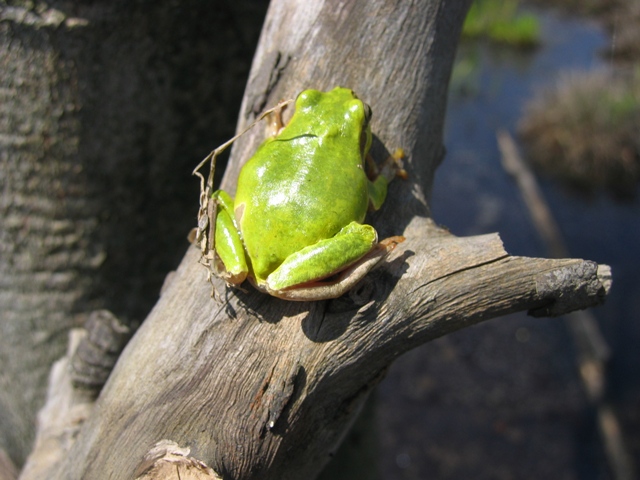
[234,88,374,280]
[235,130,370,281]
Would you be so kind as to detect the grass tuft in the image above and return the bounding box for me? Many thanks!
[463,0,541,48]
[518,68,640,199]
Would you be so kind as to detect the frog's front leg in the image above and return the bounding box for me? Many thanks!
[367,148,407,211]
[263,222,403,301]
[211,190,248,285]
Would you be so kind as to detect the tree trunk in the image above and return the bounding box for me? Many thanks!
[27,1,611,479]
[0,0,266,467]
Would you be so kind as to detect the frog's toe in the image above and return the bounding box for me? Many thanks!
[212,254,248,286]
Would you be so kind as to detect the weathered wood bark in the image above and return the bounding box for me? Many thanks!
[0,0,266,467]
[48,1,610,479]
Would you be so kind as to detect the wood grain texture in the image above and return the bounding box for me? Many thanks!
[49,1,610,479]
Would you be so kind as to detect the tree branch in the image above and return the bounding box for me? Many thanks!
[50,219,609,480]
[48,1,611,479]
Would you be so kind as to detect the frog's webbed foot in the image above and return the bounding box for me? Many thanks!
[366,148,408,182]
[266,236,404,301]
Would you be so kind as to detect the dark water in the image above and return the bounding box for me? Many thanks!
[432,11,639,395]
[433,12,608,254]
[379,9,639,480]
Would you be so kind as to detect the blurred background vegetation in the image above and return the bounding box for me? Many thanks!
[457,0,639,199]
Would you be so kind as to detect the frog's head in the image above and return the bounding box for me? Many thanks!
[295,87,373,159]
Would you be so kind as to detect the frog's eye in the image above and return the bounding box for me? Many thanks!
[363,103,372,127]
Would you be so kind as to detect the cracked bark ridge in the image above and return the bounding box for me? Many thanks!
[70,310,132,393]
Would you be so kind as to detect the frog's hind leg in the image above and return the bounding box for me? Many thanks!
[267,234,404,302]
